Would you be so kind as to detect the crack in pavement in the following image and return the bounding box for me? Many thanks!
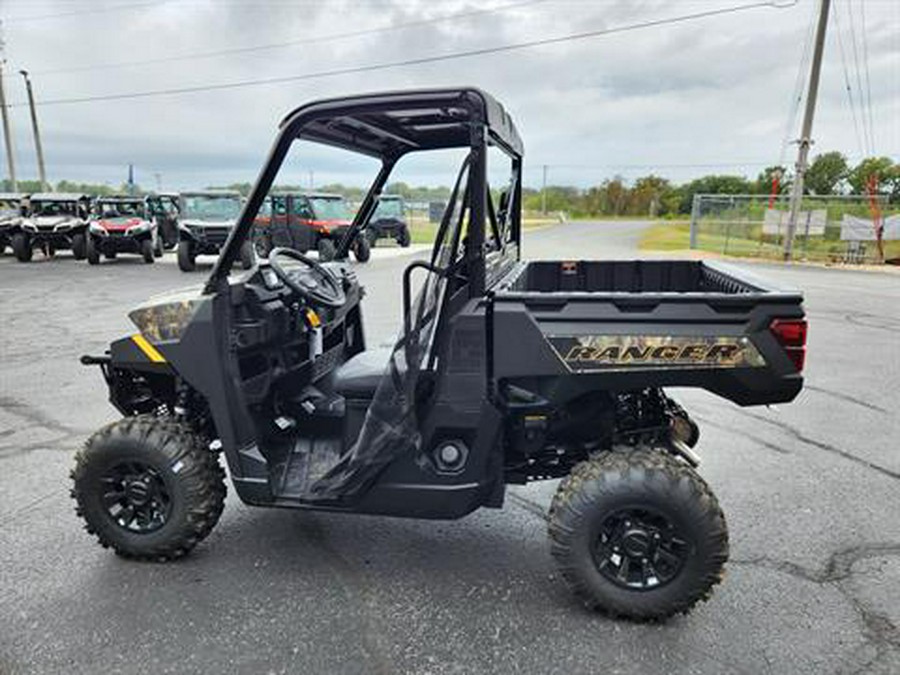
[695,414,791,455]
[804,384,889,414]
[732,543,900,673]
[507,491,550,522]
[0,396,83,436]
[734,409,900,481]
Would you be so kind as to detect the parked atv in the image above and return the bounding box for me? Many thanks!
[73,89,806,621]
[87,196,162,264]
[366,194,411,247]
[253,192,370,263]
[147,192,180,250]
[176,190,252,272]
[12,193,90,262]
[0,192,28,255]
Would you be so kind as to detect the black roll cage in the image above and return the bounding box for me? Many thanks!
[205,87,524,296]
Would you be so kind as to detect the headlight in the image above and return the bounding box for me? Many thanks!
[89,222,107,235]
[128,222,150,235]
[23,222,36,231]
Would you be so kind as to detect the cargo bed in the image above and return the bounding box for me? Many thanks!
[488,259,805,406]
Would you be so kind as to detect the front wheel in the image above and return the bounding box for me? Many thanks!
[12,232,32,262]
[141,238,155,263]
[317,238,336,262]
[71,232,87,260]
[177,240,195,272]
[239,240,255,270]
[70,416,226,561]
[353,235,371,263]
[548,447,728,621]
[397,225,411,247]
[86,236,101,265]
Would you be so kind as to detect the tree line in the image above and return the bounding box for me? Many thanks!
[3,153,895,218]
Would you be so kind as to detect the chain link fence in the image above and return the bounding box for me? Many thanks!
[689,193,899,263]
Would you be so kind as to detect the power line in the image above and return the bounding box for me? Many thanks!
[2,1,157,24]
[859,0,875,153]
[27,0,549,76]
[778,0,818,166]
[8,1,798,108]
[833,2,865,158]
[845,0,870,155]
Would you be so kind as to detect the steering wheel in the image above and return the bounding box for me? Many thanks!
[267,247,346,309]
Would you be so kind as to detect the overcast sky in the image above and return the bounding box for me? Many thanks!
[1,0,897,190]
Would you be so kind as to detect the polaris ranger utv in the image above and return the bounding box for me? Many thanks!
[73,89,806,621]
[253,192,370,262]
[0,192,27,255]
[176,190,253,272]
[87,196,163,264]
[366,193,411,247]
[12,193,91,262]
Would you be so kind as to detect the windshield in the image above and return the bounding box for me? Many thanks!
[182,195,241,221]
[373,197,403,219]
[310,197,350,221]
[99,201,144,218]
[33,201,78,217]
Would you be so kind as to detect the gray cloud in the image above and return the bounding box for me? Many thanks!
[1,0,897,189]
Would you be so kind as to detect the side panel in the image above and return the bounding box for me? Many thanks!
[490,291,804,406]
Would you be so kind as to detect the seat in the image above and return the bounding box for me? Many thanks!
[332,347,391,399]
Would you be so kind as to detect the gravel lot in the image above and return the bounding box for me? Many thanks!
[1,221,897,674]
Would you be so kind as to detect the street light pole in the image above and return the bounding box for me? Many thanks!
[0,62,17,192]
[541,164,548,214]
[784,0,831,261]
[19,70,48,191]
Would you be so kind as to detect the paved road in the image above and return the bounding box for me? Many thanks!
[1,222,898,674]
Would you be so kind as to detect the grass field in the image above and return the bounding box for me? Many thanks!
[638,221,900,262]
[404,214,558,244]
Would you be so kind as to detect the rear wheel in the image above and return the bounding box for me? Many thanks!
[141,238,155,263]
[153,235,163,258]
[70,416,226,561]
[71,233,87,260]
[87,236,101,265]
[317,238,336,262]
[12,232,32,262]
[353,235,371,262]
[548,447,728,621]
[254,232,272,258]
[177,240,195,271]
[397,225,411,247]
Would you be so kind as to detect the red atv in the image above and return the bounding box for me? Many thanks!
[253,192,370,262]
[87,196,162,264]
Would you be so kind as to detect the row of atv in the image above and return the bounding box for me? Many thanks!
[0,190,411,269]
[0,191,174,265]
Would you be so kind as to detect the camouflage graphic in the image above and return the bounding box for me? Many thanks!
[548,335,766,372]
[129,298,203,344]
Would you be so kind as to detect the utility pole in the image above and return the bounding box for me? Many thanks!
[541,164,548,214]
[154,172,162,191]
[784,0,831,261]
[0,23,17,192]
[19,70,48,191]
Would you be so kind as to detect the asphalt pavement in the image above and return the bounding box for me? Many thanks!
[1,222,898,675]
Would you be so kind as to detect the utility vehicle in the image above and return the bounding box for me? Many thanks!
[0,192,28,255]
[12,193,90,262]
[73,89,806,621]
[147,192,180,250]
[366,194,411,247]
[253,192,370,262]
[176,190,253,272]
[87,196,163,264]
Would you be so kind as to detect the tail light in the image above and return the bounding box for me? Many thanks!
[770,318,807,372]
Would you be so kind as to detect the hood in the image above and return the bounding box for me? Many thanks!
[30,215,82,227]
[95,217,150,232]
[181,219,235,228]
